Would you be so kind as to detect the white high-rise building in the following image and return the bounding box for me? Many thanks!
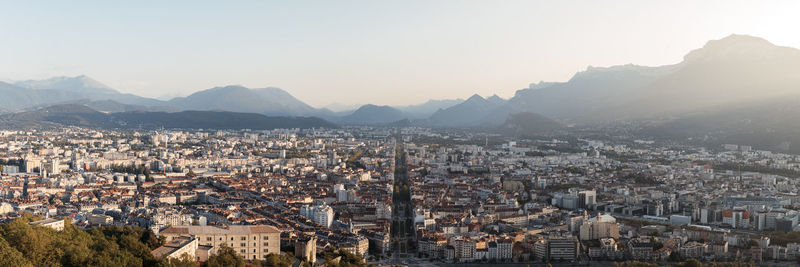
[300,204,335,228]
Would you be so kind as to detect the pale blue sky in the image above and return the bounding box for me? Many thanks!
[2,0,799,107]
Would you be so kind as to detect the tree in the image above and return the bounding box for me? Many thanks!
[262,253,293,267]
[668,252,683,262]
[676,259,704,267]
[167,253,198,267]
[0,214,159,267]
[0,236,32,267]
[321,249,366,267]
[205,245,245,267]
[139,229,162,249]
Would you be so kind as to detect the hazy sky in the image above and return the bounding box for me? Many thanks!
[2,0,799,107]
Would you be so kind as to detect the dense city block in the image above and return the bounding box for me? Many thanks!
[2,126,800,266]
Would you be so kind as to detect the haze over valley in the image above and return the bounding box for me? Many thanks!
[5,2,800,267]
[4,34,800,151]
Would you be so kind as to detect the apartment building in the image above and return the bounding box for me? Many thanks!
[160,225,281,260]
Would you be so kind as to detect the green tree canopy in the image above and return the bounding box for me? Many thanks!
[205,245,245,267]
[0,213,171,267]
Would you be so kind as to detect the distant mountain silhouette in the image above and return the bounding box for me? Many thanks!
[1,77,319,116]
[167,85,318,116]
[395,98,463,118]
[0,104,336,130]
[428,94,507,127]
[28,99,177,113]
[112,110,335,130]
[3,34,800,131]
[0,104,115,128]
[15,75,118,95]
[506,34,800,122]
[0,76,166,111]
[0,81,82,111]
[508,64,676,120]
[338,104,408,125]
[500,112,563,135]
[14,75,167,107]
[621,34,800,118]
[641,95,800,154]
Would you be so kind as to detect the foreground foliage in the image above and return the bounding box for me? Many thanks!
[0,213,165,267]
[321,248,366,267]
[1,213,313,267]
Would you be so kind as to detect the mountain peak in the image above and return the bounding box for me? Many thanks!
[701,34,775,53]
[716,34,772,45]
[684,34,799,63]
[341,104,405,124]
[214,85,248,91]
[465,94,485,103]
[528,81,557,90]
[358,104,383,110]
[172,85,316,116]
[353,104,399,113]
[486,94,503,101]
[14,75,118,94]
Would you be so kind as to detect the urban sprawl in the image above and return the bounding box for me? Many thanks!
[2,127,800,266]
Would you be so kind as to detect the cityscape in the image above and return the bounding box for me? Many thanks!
[3,1,800,267]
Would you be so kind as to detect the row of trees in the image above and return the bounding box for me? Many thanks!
[109,163,152,179]
[712,162,800,178]
[766,231,800,246]
[206,246,364,267]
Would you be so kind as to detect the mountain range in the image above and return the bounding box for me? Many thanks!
[338,104,408,125]
[428,94,507,127]
[4,34,800,142]
[0,76,465,125]
[0,104,335,130]
[167,85,318,116]
[503,34,800,122]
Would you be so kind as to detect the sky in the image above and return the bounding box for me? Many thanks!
[2,0,800,108]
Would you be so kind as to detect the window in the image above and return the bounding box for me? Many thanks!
[263,242,269,246]
[253,249,256,253]
[230,243,233,247]
[219,237,223,241]
[253,236,257,240]
[240,243,246,247]
[263,249,269,253]
[206,237,212,241]
[241,236,246,241]
[230,237,234,241]
[264,236,269,240]
[253,242,257,247]
[240,249,246,254]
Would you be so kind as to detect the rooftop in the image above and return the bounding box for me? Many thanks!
[160,225,281,235]
[151,236,195,258]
